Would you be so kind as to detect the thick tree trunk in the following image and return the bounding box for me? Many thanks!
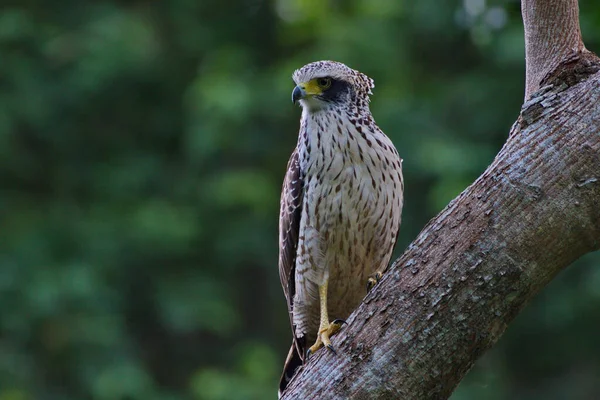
[281,1,600,399]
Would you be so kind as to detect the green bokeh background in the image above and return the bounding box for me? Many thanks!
[1,1,599,399]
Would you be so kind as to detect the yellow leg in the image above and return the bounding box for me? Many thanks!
[307,280,344,356]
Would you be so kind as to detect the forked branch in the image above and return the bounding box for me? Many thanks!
[522,0,587,99]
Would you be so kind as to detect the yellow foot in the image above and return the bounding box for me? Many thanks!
[307,319,345,357]
[366,271,384,292]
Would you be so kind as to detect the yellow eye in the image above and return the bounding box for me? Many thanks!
[316,77,332,89]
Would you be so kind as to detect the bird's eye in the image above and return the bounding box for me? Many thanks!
[316,78,332,89]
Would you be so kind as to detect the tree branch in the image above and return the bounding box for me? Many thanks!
[281,1,600,398]
[523,0,587,99]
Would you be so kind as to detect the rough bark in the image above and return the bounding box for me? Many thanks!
[281,1,600,399]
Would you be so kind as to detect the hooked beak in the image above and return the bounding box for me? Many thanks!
[292,85,305,104]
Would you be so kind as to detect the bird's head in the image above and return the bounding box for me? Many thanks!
[292,61,375,112]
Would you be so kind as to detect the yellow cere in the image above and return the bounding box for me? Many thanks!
[299,79,324,96]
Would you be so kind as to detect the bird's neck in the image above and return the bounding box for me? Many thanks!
[297,105,373,172]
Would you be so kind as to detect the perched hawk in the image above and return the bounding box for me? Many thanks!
[278,61,404,396]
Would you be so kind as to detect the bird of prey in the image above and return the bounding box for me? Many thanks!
[278,60,404,396]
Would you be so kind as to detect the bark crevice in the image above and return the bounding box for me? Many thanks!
[539,50,600,90]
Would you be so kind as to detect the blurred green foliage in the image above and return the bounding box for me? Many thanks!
[0,0,599,399]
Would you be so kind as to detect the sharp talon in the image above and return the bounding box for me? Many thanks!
[325,344,337,355]
[367,271,384,292]
[366,278,376,292]
[332,319,346,325]
[306,349,312,359]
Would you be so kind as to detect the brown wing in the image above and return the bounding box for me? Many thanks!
[278,148,306,392]
[278,147,303,321]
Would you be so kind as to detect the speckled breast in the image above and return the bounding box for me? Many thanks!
[293,111,403,339]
